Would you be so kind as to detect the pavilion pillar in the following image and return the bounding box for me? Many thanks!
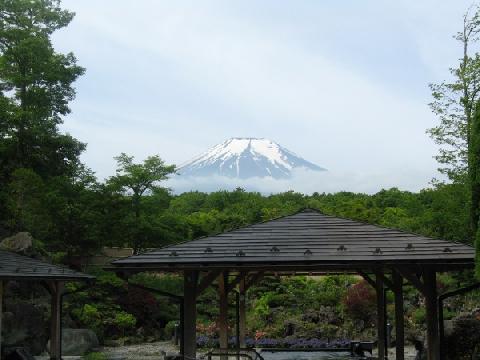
[424,270,440,360]
[375,271,386,360]
[218,271,229,352]
[183,270,199,359]
[0,280,3,360]
[392,271,404,360]
[49,281,64,360]
[239,276,247,348]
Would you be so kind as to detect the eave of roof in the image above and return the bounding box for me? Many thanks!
[0,250,94,281]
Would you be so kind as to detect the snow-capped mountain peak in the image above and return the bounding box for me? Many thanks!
[178,138,325,179]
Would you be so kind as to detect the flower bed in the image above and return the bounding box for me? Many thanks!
[196,336,351,349]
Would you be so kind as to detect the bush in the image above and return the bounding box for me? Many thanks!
[83,353,107,360]
[343,280,376,325]
[445,313,480,359]
[413,308,426,325]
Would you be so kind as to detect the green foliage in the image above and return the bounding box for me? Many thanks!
[83,352,107,360]
[413,308,426,325]
[107,153,176,252]
[114,311,136,330]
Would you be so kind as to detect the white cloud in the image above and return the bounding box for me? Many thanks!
[167,167,436,195]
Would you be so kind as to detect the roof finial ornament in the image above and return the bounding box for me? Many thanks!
[236,250,246,257]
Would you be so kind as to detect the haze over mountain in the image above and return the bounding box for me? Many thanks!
[178,138,325,179]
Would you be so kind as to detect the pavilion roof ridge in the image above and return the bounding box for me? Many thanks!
[116,209,309,262]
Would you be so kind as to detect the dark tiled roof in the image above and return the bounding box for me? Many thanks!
[0,251,94,280]
[112,209,475,271]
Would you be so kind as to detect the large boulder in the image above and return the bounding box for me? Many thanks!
[3,300,49,355]
[444,309,480,359]
[54,329,99,356]
[0,232,33,253]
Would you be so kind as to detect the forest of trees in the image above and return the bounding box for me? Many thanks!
[4,1,480,356]
[0,0,477,267]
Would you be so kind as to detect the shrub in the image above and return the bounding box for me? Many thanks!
[343,280,376,325]
[445,313,480,359]
[113,311,136,336]
[83,353,107,360]
[413,308,426,325]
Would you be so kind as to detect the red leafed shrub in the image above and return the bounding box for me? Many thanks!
[343,280,377,325]
[120,286,161,329]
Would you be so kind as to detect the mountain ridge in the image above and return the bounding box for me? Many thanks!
[178,137,325,179]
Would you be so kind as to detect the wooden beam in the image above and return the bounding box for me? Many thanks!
[227,273,246,293]
[183,270,199,359]
[396,268,426,295]
[357,270,376,288]
[49,281,64,360]
[0,281,3,360]
[424,270,440,360]
[376,272,395,292]
[197,270,221,295]
[218,271,229,353]
[239,274,247,348]
[375,271,386,360]
[392,271,405,360]
[244,271,264,291]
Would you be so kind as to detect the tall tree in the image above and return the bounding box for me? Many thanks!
[470,104,480,277]
[428,5,480,183]
[0,0,85,183]
[107,153,176,253]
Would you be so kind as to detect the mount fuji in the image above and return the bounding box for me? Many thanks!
[178,138,326,179]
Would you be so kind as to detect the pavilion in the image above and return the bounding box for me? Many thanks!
[111,209,476,360]
[0,250,94,360]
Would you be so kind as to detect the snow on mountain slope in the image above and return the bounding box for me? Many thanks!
[178,138,326,179]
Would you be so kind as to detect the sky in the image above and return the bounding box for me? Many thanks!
[52,1,475,194]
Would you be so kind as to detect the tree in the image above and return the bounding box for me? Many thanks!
[107,153,176,252]
[0,0,85,184]
[428,5,480,183]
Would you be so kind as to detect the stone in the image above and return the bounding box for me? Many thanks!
[52,328,99,356]
[0,232,33,253]
[3,301,49,355]
[443,319,454,337]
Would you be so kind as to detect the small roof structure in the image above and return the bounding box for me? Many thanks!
[112,209,475,272]
[0,250,93,360]
[0,250,94,281]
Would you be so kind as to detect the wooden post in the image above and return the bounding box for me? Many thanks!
[239,276,247,348]
[184,270,199,359]
[0,280,3,360]
[375,271,386,360]
[424,270,440,360]
[218,272,229,351]
[392,271,404,360]
[49,281,64,360]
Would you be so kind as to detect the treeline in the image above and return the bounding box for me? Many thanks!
[0,0,474,264]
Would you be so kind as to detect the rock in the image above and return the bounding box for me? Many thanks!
[443,319,454,337]
[3,301,49,355]
[50,329,99,356]
[0,232,33,253]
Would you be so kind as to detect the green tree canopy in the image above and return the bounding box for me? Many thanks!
[107,153,176,252]
[0,0,85,183]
